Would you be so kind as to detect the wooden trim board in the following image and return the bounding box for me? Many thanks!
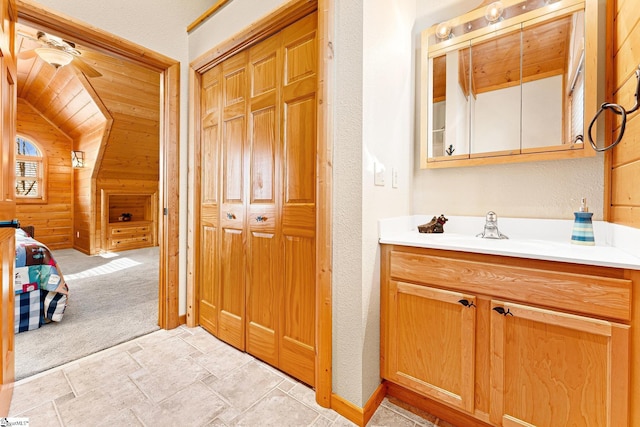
[315,0,333,410]
[190,0,317,72]
[187,0,232,33]
[330,383,387,427]
[386,382,493,427]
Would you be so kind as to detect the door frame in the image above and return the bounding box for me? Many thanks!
[16,0,181,329]
[187,0,333,407]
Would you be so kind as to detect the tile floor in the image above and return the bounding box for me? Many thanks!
[9,326,457,426]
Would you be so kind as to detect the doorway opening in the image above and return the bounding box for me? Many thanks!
[13,1,180,379]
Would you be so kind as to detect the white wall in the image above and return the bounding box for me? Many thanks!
[31,0,212,315]
[333,0,365,406]
[522,76,563,149]
[414,0,605,220]
[361,0,416,405]
[473,85,521,153]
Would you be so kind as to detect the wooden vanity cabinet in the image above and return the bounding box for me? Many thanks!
[385,280,476,413]
[380,244,634,427]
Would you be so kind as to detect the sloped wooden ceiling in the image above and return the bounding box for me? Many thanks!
[15,22,161,184]
[16,24,106,139]
[15,22,161,254]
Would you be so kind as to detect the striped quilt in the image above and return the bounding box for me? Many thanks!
[14,229,69,333]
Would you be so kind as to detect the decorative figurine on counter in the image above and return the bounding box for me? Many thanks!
[418,214,448,233]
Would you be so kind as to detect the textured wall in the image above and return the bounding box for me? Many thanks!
[332,0,365,406]
[361,0,416,405]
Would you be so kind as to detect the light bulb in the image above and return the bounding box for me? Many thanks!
[485,1,504,23]
[435,22,452,40]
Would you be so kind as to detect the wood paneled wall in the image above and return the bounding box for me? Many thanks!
[608,0,640,227]
[84,52,161,253]
[16,99,73,249]
[17,32,160,255]
[73,122,107,254]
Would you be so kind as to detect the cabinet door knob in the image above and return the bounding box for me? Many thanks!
[492,306,513,316]
[226,212,236,220]
[458,299,476,308]
[256,215,268,222]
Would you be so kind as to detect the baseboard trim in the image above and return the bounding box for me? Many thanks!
[178,314,187,325]
[0,382,13,417]
[331,382,387,427]
[363,382,388,423]
[386,381,493,427]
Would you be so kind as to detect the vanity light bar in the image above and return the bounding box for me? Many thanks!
[431,0,551,46]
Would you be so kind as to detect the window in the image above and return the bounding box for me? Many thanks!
[16,136,45,201]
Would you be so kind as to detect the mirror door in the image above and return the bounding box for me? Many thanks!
[469,25,522,157]
[428,42,471,160]
[421,1,594,169]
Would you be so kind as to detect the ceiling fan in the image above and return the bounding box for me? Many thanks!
[18,30,102,78]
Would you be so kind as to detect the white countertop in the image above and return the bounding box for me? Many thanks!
[379,215,640,270]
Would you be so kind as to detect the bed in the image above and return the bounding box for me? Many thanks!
[14,228,69,333]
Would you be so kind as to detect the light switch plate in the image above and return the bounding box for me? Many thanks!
[374,162,385,186]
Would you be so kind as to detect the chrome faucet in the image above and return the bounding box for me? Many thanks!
[477,211,508,239]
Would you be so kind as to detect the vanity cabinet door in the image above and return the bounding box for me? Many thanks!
[385,280,476,413]
[489,300,629,427]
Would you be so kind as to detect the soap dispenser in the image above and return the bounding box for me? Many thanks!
[571,198,595,246]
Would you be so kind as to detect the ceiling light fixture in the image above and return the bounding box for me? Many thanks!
[35,47,73,69]
[484,1,504,23]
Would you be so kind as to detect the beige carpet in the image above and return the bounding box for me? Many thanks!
[14,246,160,380]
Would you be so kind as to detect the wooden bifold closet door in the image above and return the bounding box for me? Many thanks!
[197,12,317,386]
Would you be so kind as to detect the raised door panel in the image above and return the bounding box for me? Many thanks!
[246,33,281,367]
[218,228,245,349]
[218,52,248,350]
[246,232,278,366]
[279,12,317,387]
[490,300,629,427]
[386,281,476,413]
[199,225,218,334]
[199,65,222,334]
[280,235,315,386]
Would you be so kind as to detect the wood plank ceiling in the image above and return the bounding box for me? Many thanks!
[15,22,161,253]
[433,15,571,99]
[16,23,106,139]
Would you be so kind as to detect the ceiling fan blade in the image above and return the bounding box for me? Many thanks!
[71,57,102,78]
[18,50,38,60]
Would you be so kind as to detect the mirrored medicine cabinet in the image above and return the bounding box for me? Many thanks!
[420,0,602,168]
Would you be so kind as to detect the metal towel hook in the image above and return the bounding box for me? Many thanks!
[587,65,640,152]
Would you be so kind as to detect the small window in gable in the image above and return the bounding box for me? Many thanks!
[16,136,46,202]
